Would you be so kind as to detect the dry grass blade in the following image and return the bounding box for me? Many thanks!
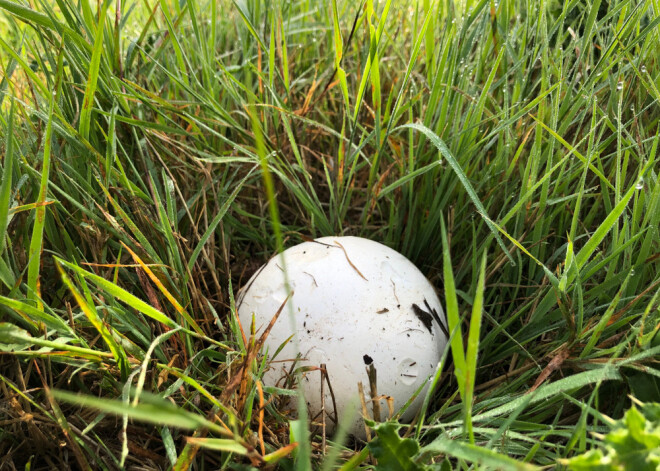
[220,291,293,406]
[332,240,368,281]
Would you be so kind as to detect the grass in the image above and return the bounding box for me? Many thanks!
[0,0,659,468]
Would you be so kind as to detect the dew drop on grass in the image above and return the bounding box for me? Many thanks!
[635,180,643,190]
[617,81,624,91]
[641,65,647,73]
[630,268,636,276]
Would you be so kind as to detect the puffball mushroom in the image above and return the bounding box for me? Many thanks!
[237,236,448,439]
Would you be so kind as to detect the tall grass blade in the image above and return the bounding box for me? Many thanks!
[78,0,110,141]
[441,217,466,398]
[464,251,487,443]
[0,97,15,254]
[27,49,62,306]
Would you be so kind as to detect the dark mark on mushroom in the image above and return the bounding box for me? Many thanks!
[376,308,389,314]
[412,299,450,337]
[363,354,373,365]
[401,374,417,377]
[425,299,449,338]
[412,302,434,334]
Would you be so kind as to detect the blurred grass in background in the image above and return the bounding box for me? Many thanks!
[0,0,659,468]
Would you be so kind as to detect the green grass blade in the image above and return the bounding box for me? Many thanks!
[0,295,74,334]
[55,257,180,329]
[0,96,15,254]
[52,389,229,436]
[231,0,266,50]
[421,437,539,471]
[55,261,129,379]
[457,366,622,425]
[0,322,111,359]
[441,217,466,398]
[464,251,487,443]
[78,0,110,141]
[575,178,643,269]
[579,274,630,358]
[0,0,56,29]
[27,49,61,306]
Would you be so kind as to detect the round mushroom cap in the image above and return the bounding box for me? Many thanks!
[237,236,448,439]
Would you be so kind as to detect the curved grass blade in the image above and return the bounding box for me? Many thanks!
[52,389,229,436]
[0,295,74,334]
[0,322,111,360]
[421,437,539,471]
[231,0,266,50]
[122,243,203,335]
[444,366,622,426]
[55,257,180,329]
[575,178,644,270]
[396,122,514,264]
[55,262,129,379]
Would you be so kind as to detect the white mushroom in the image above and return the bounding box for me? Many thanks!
[237,236,448,439]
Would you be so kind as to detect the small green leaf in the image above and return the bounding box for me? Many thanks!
[369,422,426,471]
